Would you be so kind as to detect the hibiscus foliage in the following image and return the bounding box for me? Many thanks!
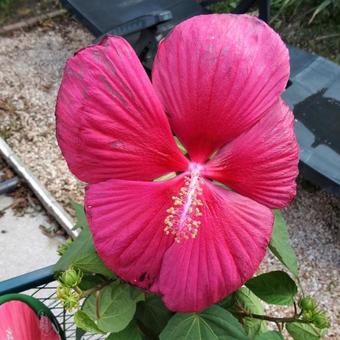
[54,205,329,339]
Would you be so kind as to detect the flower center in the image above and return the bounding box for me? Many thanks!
[164,163,203,242]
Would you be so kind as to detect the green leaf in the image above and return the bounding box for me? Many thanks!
[286,322,320,340]
[218,294,235,310]
[309,0,332,23]
[254,331,284,340]
[136,294,173,336]
[235,287,267,337]
[160,305,248,340]
[246,271,297,305]
[74,310,105,334]
[82,281,137,333]
[72,201,89,230]
[269,210,298,277]
[122,284,145,304]
[54,227,114,278]
[106,322,143,340]
[78,273,107,291]
[75,328,86,340]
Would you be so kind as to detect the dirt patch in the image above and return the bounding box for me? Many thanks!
[0,19,91,215]
[0,0,62,27]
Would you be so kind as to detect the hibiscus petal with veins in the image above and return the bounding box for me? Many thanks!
[56,36,188,184]
[152,14,290,162]
[56,14,299,312]
[85,176,273,312]
[204,99,299,208]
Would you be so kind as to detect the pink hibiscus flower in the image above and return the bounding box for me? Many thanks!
[56,14,299,312]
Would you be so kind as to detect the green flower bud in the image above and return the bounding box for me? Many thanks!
[299,296,317,312]
[57,239,73,256]
[313,312,330,329]
[56,286,71,300]
[302,310,315,322]
[59,268,83,288]
[63,291,80,312]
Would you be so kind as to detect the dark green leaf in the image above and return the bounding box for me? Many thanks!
[136,294,173,336]
[235,287,267,337]
[246,271,297,305]
[269,210,298,277]
[54,227,114,278]
[74,310,105,334]
[286,322,320,340]
[72,201,89,230]
[82,281,137,333]
[122,284,145,303]
[75,328,86,340]
[106,322,143,340]
[78,273,107,291]
[218,294,235,310]
[254,331,284,340]
[160,305,248,340]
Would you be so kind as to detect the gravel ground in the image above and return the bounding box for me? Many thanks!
[0,19,90,214]
[260,181,340,338]
[0,19,339,338]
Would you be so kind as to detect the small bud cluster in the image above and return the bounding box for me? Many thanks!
[56,267,83,312]
[57,239,74,256]
[59,267,83,288]
[298,296,330,329]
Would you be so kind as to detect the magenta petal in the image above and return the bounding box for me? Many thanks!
[204,99,299,208]
[85,177,184,290]
[0,301,60,340]
[158,181,273,312]
[86,175,272,312]
[152,14,289,162]
[56,36,188,183]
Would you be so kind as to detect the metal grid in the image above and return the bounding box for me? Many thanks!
[25,282,104,340]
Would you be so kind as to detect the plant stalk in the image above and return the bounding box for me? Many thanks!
[80,279,113,298]
[236,311,311,324]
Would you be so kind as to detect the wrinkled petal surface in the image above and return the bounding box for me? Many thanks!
[204,99,299,208]
[152,14,290,162]
[56,36,188,183]
[85,178,179,290]
[158,180,273,312]
[86,176,273,312]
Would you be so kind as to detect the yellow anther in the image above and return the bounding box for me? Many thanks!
[163,167,204,243]
[195,208,202,217]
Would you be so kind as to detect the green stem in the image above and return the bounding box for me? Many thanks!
[236,312,312,324]
[74,287,82,295]
[79,279,113,298]
[95,290,100,320]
